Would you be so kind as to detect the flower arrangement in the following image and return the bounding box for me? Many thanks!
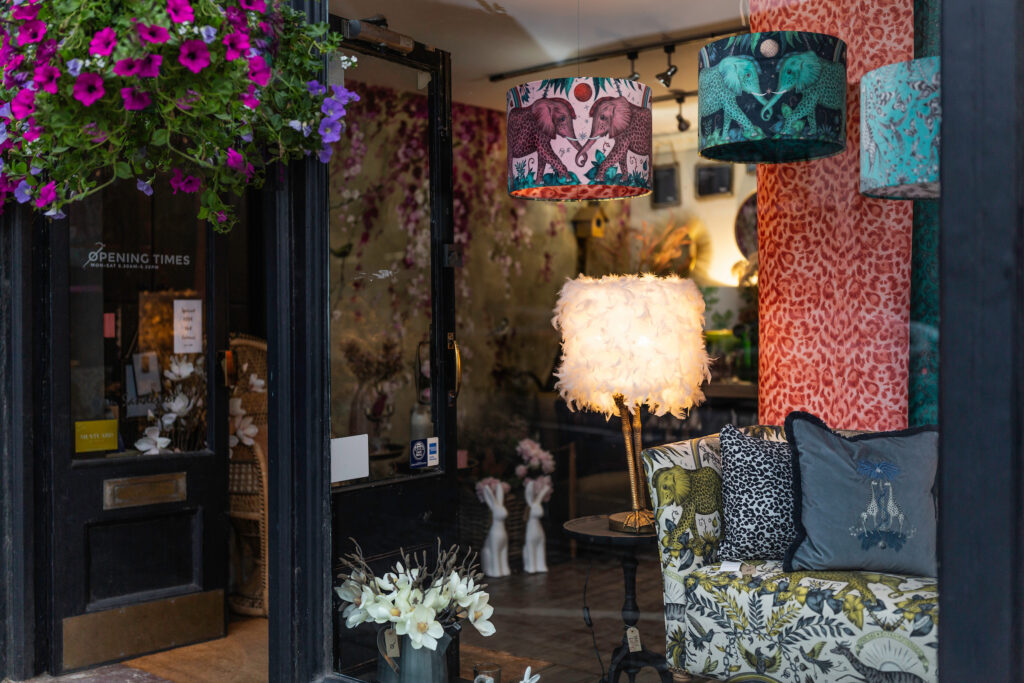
[336,541,495,651]
[474,476,510,503]
[228,359,266,457]
[0,0,355,230]
[512,438,554,502]
[134,353,207,454]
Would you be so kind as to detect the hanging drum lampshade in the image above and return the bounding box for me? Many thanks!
[698,32,847,163]
[506,78,652,200]
[860,57,941,199]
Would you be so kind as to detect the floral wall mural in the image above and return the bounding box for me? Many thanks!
[751,0,915,431]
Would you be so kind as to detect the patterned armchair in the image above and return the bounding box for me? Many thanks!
[641,427,938,682]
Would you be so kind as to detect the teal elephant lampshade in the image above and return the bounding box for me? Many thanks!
[506,78,653,200]
[860,57,941,199]
[698,32,847,163]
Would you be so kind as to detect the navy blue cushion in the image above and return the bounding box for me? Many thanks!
[784,412,938,576]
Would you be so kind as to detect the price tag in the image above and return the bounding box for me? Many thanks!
[720,560,742,573]
[626,626,642,653]
[385,628,400,658]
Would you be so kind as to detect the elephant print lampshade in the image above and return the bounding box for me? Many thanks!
[698,32,847,163]
[860,57,941,199]
[506,78,653,200]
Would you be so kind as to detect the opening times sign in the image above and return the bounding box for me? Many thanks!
[173,299,203,354]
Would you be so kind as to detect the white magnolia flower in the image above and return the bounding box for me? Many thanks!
[248,373,266,393]
[519,666,540,683]
[233,416,258,446]
[423,584,451,612]
[163,392,193,417]
[134,427,170,455]
[468,593,495,637]
[229,397,246,418]
[448,573,481,609]
[161,411,178,429]
[340,585,376,629]
[397,604,443,650]
[165,356,195,381]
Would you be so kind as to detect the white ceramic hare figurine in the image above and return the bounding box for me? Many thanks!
[480,483,511,577]
[522,479,550,574]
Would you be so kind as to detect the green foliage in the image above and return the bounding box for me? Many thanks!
[0,0,351,231]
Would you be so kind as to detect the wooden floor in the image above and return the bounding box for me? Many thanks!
[16,550,683,683]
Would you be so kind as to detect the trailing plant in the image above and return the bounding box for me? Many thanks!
[0,0,356,230]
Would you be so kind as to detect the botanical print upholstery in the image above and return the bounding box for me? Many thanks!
[642,428,938,682]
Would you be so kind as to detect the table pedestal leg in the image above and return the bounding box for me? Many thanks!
[604,547,673,683]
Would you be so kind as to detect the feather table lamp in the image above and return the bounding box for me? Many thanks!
[552,274,710,533]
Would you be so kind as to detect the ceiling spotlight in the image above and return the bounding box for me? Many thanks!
[626,51,640,81]
[676,94,691,132]
[655,44,677,88]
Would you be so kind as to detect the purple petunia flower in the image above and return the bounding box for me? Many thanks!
[33,64,59,94]
[331,84,360,105]
[307,80,326,96]
[216,211,227,223]
[37,39,58,62]
[137,23,170,44]
[11,89,35,119]
[137,178,154,196]
[247,55,270,86]
[167,0,194,23]
[240,130,253,142]
[178,40,210,74]
[18,20,46,46]
[223,31,249,61]
[199,25,217,43]
[169,168,201,194]
[113,58,138,76]
[224,6,246,29]
[73,73,105,107]
[320,96,346,121]
[137,54,162,78]
[89,27,117,56]
[0,123,8,144]
[0,102,12,119]
[319,117,341,144]
[66,59,83,77]
[44,207,66,219]
[35,181,56,208]
[317,145,333,163]
[13,180,31,204]
[239,0,267,12]
[121,87,151,111]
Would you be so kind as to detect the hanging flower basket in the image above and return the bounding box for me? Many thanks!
[0,0,356,230]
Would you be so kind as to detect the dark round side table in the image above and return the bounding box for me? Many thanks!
[563,514,673,683]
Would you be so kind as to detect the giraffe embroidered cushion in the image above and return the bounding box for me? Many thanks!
[783,412,939,576]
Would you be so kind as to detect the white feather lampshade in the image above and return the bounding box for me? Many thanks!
[552,273,710,418]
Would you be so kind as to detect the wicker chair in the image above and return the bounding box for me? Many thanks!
[227,334,269,617]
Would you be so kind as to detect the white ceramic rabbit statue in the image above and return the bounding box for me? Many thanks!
[522,479,550,574]
[480,482,511,577]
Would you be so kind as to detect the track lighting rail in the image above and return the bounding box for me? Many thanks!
[487,24,747,83]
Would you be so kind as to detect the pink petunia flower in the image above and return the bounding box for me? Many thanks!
[73,73,105,107]
[226,148,245,172]
[11,90,35,119]
[35,181,56,208]
[113,58,139,76]
[239,84,259,109]
[12,4,39,20]
[222,31,249,61]
[169,168,201,194]
[23,117,42,141]
[167,0,194,23]
[120,87,151,111]
[89,27,117,56]
[36,39,58,62]
[17,19,46,46]
[33,64,59,94]
[178,40,210,74]
[216,211,227,223]
[224,6,247,29]
[248,56,270,86]
[239,0,267,12]
[137,54,162,78]
[137,23,170,44]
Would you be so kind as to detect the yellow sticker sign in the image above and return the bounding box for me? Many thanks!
[74,419,119,453]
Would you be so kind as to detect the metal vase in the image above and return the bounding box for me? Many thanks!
[397,631,452,683]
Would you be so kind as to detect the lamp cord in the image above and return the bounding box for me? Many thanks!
[582,553,607,681]
[577,0,581,77]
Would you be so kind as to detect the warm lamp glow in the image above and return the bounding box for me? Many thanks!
[552,273,711,418]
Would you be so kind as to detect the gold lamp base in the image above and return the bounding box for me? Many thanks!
[608,508,656,534]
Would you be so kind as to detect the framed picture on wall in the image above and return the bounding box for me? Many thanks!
[695,163,734,197]
[651,163,681,208]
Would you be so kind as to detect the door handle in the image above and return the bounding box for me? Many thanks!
[447,333,461,402]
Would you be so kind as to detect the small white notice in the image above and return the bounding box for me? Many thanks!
[720,560,742,573]
[173,299,203,354]
[331,434,369,483]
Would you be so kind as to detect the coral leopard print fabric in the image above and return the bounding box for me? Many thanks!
[751,0,914,431]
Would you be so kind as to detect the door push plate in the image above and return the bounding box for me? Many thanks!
[444,244,463,268]
[103,472,187,510]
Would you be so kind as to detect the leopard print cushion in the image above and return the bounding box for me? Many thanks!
[718,424,796,561]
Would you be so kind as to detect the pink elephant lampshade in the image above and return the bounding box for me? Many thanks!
[506,78,653,200]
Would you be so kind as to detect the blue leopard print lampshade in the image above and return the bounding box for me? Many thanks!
[698,32,847,163]
[860,57,941,199]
